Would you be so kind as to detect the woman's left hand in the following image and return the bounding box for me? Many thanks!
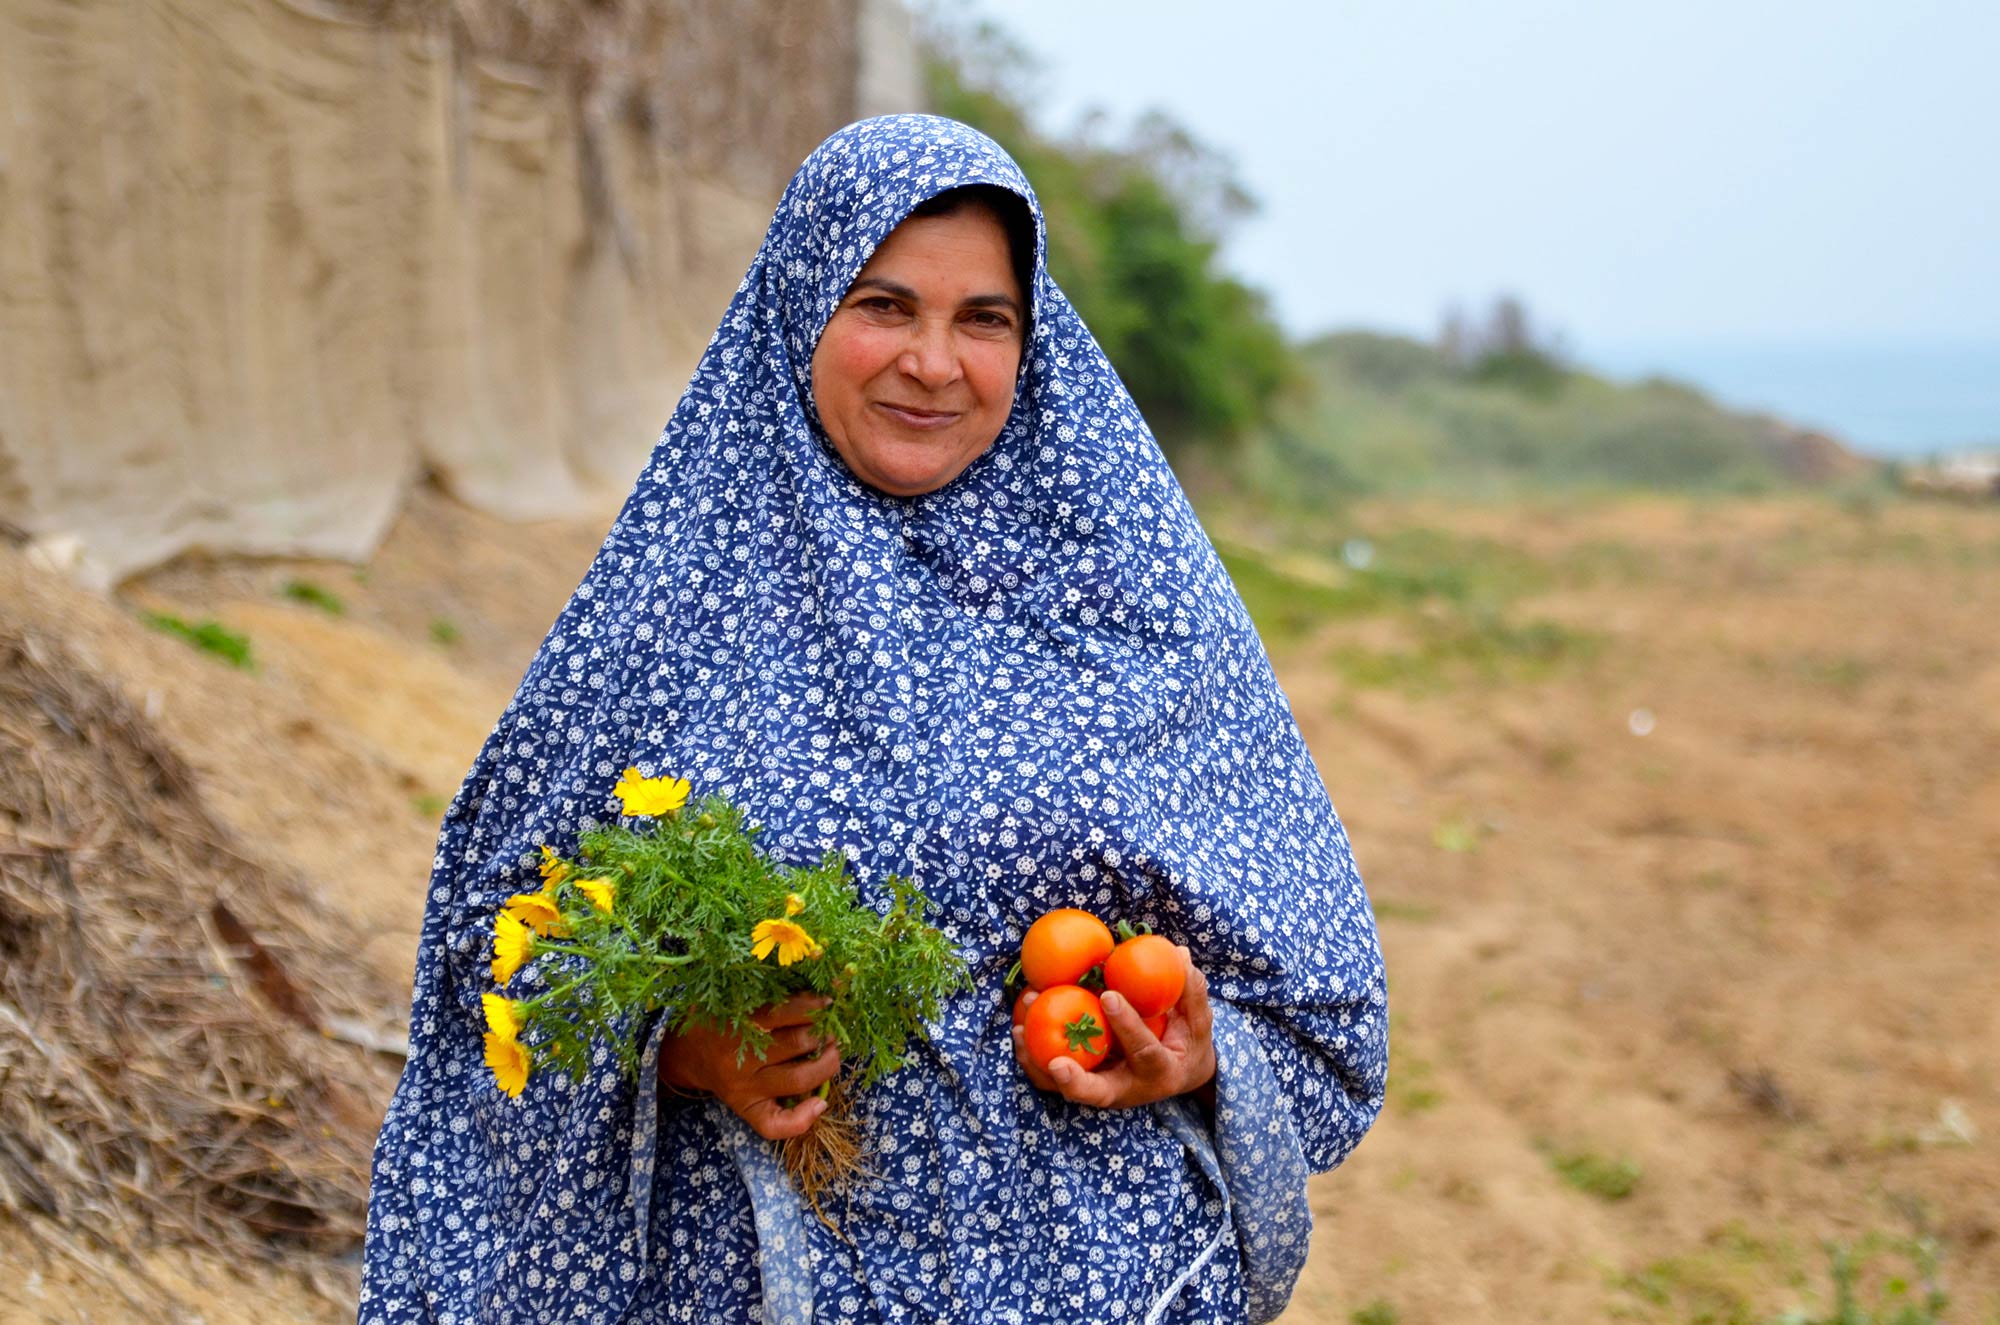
[1012,946,1217,1109]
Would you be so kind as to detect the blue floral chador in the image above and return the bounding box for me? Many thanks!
[361,114,1387,1325]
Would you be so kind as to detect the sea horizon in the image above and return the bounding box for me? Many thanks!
[1578,336,2000,461]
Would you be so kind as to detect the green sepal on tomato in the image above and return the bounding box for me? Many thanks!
[1020,984,1111,1073]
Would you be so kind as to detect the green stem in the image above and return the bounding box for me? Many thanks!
[535,940,697,967]
[521,970,593,1010]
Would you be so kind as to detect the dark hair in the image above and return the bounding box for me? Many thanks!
[908,184,1037,323]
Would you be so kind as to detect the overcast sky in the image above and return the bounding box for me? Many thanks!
[949,0,2000,358]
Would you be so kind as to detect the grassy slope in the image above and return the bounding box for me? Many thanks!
[1241,332,1837,504]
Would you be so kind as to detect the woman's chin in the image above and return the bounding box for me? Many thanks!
[845,436,986,497]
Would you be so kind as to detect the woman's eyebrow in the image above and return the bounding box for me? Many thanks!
[850,277,1020,316]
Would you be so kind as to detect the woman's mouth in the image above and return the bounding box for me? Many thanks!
[874,402,960,430]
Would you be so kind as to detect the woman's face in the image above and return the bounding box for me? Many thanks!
[811,205,1026,497]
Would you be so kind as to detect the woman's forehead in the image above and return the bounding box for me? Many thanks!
[772,116,1042,371]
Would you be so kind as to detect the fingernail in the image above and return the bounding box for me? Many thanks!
[1101,991,1124,1014]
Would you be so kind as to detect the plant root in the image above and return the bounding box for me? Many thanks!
[778,1080,872,1240]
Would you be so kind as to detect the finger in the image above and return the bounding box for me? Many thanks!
[755,1043,842,1098]
[1013,1028,1112,1100]
[1046,1055,1126,1107]
[1101,990,1173,1079]
[736,1091,827,1141]
[1176,959,1219,1090]
[1179,955,1214,1042]
[754,993,832,1030]
[1098,989,1152,1044]
[762,1024,835,1064]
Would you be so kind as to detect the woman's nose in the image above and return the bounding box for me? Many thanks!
[897,320,962,390]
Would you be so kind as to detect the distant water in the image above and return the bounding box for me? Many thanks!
[1581,339,2000,459]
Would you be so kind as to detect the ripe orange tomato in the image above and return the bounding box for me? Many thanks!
[1012,988,1033,1030]
[1020,908,1114,990]
[1144,1013,1170,1039]
[1102,934,1185,1018]
[1021,984,1110,1073]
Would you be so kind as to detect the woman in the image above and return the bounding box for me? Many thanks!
[362,114,1386,1325]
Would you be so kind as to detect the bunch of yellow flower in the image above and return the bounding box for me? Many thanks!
[483,767,967,1136]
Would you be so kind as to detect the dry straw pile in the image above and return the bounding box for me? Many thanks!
[0,625,401,1262]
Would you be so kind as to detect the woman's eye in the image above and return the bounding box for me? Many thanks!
[966,311,1012,331]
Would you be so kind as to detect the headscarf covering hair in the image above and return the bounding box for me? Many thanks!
[362,114,1386,1325]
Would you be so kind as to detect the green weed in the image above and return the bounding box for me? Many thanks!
[1431,816,1484,854]
[281,578,346,615]
[1611,1223,1793,1323]
[1350,1300,1399,1325]
[1616,1261,1754,1324]
[1331,613,1596,693]
[1392,1056,1440,1112]
[412,793,449,819]
[428,617,462,647]
[1771,1236,1947,1325]
[1386,1016,1444,1116]
[1370,898,1439,923]
[1548,1146,1642,1200]
[1215,532,1594,688]
[143,613,254,670]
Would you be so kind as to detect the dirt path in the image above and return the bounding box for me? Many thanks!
[1265,496,1999,1323]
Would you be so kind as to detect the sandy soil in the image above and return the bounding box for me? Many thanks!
[4,487,1994,1323]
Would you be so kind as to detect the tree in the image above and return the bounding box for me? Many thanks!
[921,20,1295,452]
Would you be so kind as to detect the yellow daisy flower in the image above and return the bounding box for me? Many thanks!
[481,993,523,1042]
[484,1031,530,1098]
[784,893,806,917]
[613,766,692,818]
[492,911,535,985]
[750,917,823,966]
[537,845,571,891]
[576,877,616,915]
[504,891,567,938]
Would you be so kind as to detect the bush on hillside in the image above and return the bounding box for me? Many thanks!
[922,22,1294,451]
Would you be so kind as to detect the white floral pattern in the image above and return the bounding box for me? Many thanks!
[361,114,1387,1325]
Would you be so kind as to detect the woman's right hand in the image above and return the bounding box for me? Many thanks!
[657,993,841,1140]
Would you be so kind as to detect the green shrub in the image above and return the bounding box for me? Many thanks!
[923,24,1295,453]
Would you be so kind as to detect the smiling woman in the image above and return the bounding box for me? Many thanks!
[810,186,1032,496]
[361,115,1385,1325]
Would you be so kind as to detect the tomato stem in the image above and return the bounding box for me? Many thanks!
[1062,1012,1105,1055]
